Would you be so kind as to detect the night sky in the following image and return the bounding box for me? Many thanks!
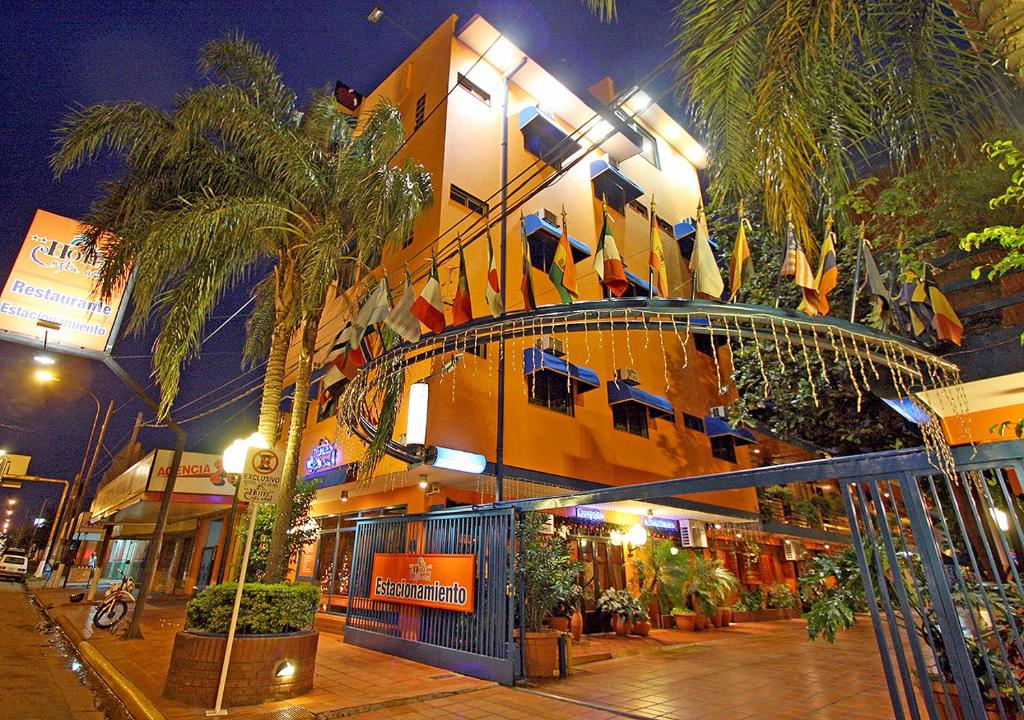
[0,0,679,524]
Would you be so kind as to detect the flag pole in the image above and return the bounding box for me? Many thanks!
[690,200,700,300]
[648,195,656,300]
[774,220,791,308]
[849,221,865,323]
[601,196,611,300]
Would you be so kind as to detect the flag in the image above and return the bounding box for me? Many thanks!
[549,209,579,304]
[452,241,474,325]
[322,323,365,386]
[351,278,391,348]
[729,206,753,301]
[861,238,889,303]
[812,215,839,315]
[411,256,446,334]
[899,276,932,336]
[520,215,537,311]
[689,202,725,298]
[782,224,817,314]
[928,285,963,345]
[384,271,422,343]
[649,197,669,298]
[594,205,628,297]
[485,227,503,317]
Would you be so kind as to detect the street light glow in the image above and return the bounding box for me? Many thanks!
[34,369,56,383]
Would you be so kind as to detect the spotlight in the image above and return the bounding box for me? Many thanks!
[34,369,56,383]
[823,544,830,550]
[341,490,349,502]
[714,523,722,529]
[275,660,295,678]
[34,354,55,365]
[367,5,384,23]
[735,532,742,539]
[669,546,679,555]
[418,475,428,490]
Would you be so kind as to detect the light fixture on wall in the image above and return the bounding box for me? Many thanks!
[669,546,679,556]
[275,660,295,678]
[823,544,830,550]
[418,475,428,490]
[627,523,648,547]
[341,490,349,503]
[367,5,384,23]
[406,383,429,446]
[424,446,486,474]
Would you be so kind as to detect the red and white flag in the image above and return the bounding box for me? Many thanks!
[485,228,503,317]
[411,256,446,334]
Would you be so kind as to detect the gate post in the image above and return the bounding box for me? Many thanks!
[898,472,988,720]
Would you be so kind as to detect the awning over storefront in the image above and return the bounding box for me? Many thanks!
[704,416,757,445]
[524,348,600,393]
[607,381,674,419]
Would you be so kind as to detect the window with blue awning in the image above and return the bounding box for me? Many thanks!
[591,159,644,214]
[607,380,674,420]
[519,106,581,168]
[524,348,600,393]
[703,416,757,445]
[623,270,656,297]
[522,213,592,272]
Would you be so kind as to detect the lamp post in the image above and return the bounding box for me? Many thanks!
[34,370,108,586]
[207,432,269,717]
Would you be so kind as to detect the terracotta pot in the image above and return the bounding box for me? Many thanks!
[711,608,724,627]
[612,615,634,636]
[721,607,733,626]
[522,631,561,678]
[693,614,710,631]
[673,613,695,631]
[632,620,651,637]
[570,607,583,641]
[549,615,570,633]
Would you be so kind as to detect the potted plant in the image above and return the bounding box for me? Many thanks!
[518,513,584,678]
[549,577,582,633]
[684,554,739,630]
[164,582,320,707]
[598,588,635,636]
[629,556,656,636]
[671,607,696,631]
[765,583,801,618]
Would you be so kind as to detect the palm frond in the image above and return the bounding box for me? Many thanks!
[579,0,616,21]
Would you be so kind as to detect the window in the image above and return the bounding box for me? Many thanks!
[317,381,347,423]
[636,125,660,168]
[528,371,575,415]
[414,94,426,129]
[683,413,705,432]
[457,73,491,105]
[628,199,649,218]
[621,275,651,298]
[450,184,488,215]
[655,215,673,236]
[711,435,737,463]
[612,403,649,437]
[695,333,715,357]
[465,341,488,359]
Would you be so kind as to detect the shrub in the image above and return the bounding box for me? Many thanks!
[733,588,764,612]
[186,582,320,635]
[765,583,800,610]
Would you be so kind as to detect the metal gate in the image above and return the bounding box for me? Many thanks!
[497,440,1024,718]
[345,507,517,685]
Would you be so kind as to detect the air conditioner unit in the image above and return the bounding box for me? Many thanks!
[783,540,802,562]
[614,367,641,385]
[539,208,560,227]
[709,405,728,420]
[678,519,708,548]
[537,336,566,357]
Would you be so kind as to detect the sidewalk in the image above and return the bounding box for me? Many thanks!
[30,586,635,720]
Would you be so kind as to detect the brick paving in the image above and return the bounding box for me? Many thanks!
[31,586,904,719]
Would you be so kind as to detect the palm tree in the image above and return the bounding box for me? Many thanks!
[585,1,1019,252]
[51,34,432,582]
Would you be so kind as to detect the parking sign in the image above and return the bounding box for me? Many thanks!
[238,446,283,504]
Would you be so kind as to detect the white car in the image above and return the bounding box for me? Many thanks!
[0,553,28,581]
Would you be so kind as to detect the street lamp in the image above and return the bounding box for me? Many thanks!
[216,432,268,584]
[35,369,107,584]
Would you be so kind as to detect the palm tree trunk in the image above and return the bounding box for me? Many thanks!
[263,308,320,583]
[256,258,296,443]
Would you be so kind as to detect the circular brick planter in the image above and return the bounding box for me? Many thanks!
[163,629,319,707]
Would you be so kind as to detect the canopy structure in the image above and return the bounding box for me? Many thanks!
[703,416,757,445]
[523,347,599,393]
[607,380,674,419]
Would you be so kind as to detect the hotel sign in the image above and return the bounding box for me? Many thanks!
[0,210,128,354]
[369,553,475,612]
[304,440,338,476]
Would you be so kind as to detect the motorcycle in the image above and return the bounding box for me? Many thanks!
[93,571,136,629]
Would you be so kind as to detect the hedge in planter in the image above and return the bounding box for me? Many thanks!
[186,582,320,635]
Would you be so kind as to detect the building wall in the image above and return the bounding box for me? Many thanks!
[282,15,757,517]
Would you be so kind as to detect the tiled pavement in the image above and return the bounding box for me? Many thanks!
[32,586,902,719]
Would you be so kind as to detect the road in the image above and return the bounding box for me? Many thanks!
[0,581,127,720]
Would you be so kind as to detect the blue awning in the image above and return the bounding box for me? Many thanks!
[519,106,581,168]
[607,380,674,419]
[674,220,696,242]
[704,416,757,445]
[524,348,600,393]
[590,159,644,212]
[624,270,656,296]
[882,397,931,425]
[523,213,592,264]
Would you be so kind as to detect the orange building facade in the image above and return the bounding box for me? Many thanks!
[280,15,828,619]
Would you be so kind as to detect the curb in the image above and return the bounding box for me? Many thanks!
[78,641,167,720]
[28,586,166,720]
